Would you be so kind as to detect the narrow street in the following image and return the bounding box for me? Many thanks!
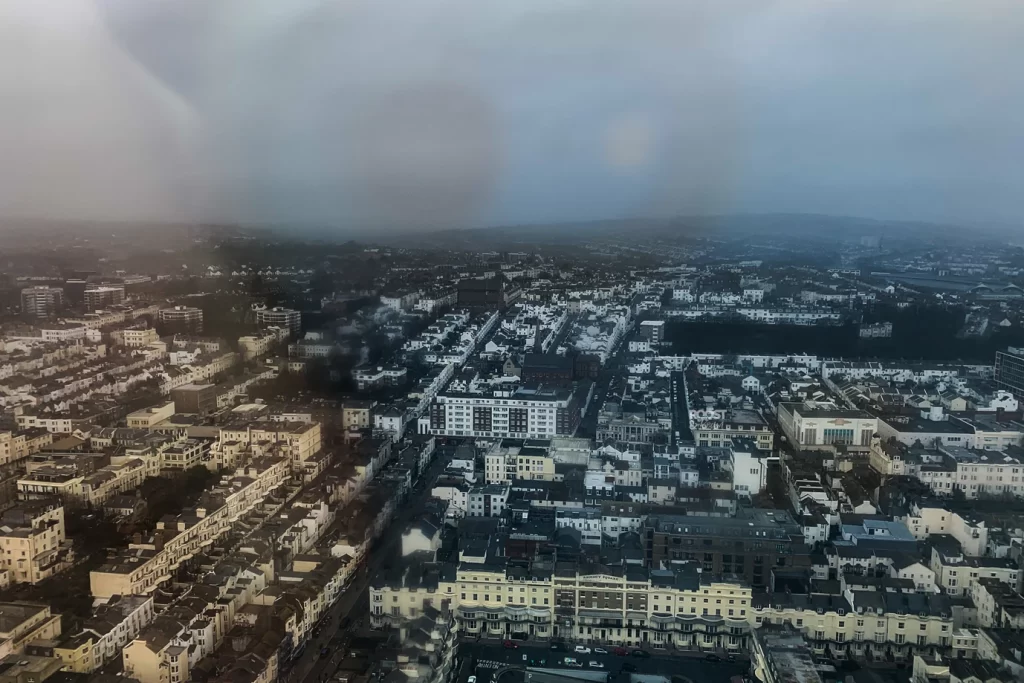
[286,445,454,683]
[577,328,629,439]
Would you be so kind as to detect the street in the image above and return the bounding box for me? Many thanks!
[577,326,630,439]
[286,444,455,683]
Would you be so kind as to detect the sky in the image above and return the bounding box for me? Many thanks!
[0,0,1022,234]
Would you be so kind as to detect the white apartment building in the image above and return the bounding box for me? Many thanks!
[555,508,602,545]
[466,484,509,517]
[414,291,457,313]
[381,291,421,311]
[353,365,407,390]
[39,324,87,343]
[929,544,1019,598]
[122,328,159,347]
[81,595,156,671]
[158,306,203,333]
[253,306,301,337]
[898,507,988,556]
[728,441,772,498]
[901,446,1024,500]
[429,386,581,439]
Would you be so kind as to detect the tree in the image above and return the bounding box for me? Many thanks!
[248,274,264,297]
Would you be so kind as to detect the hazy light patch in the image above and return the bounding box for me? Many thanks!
[604,114,655,171]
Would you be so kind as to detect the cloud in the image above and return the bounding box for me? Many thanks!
[0,0,1021,232]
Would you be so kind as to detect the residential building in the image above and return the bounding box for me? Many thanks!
[429,385,583,439]
[371,557,752,649]
[728,439,772,498]
[170,384,218,415]
[467,484,509,517]
[898,507,988,556]
[0,430,53,467]
[353,365,407,391]
[876,409,976,449]
[380,291,421,311]
[456,275,519,308]
[644,509,810,588]
[0,499,71,585]
[122,620,192,683]
[995,347,1024,400]
[691,408,775,451]
[122,328,159,347]
[37,323,87,343]
[74,595,156,671]
[158,306,204,334]
[20,287,63,319]
[899,445,1024,499]
[638,320,665,345]
[253,306,301,338]
[126,403,176,429]
[752,588,954,661]
[521,354,574,388]
[483,440,556,484]
[970,578,1024,629]
[84,285,125,310]
[749,626,823,683]
[0,654,63,683]
[930,543,1019,598]
[89,457,289,598]
[238,329,287,360]
[0,602,62,659]
[341,400,374,430]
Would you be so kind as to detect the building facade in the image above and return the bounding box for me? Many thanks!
[20,287,63,319]
[644,510,810,589]
[158,306,204,334]
[995,348,1024,400]
[253,306,301,338]
[429,387,582,440]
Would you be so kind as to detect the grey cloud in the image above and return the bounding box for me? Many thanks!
[0,0,1021,233]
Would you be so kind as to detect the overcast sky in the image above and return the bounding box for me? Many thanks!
[1,0,1022,233]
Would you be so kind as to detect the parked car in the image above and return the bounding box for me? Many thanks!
[705,654,722,663]
[622,663,637,673]
[588,661,604,669]
[503,640,519,649]
[550,641,568,652]
[613,647,628,656]
[563,658,581,667]
[631,649,650,658]
[574,646,592,654]
[594,648,608,655]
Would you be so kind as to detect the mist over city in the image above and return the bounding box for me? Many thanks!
[2,0,1023,232]
[3,4,1024,683]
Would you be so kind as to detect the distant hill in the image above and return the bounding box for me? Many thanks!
[368,213,990,250]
